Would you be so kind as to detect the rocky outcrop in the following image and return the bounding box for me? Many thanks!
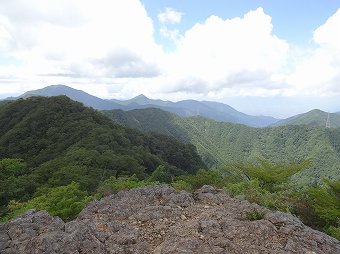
[1,185,339,253]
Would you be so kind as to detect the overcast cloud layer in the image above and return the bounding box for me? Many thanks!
[0,0,339,108]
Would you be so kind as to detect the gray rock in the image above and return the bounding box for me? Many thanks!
[1,185,339,254]
[166,191,195,207]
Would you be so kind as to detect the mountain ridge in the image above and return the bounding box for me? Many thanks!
[274,109,340,128]
[104,107,340,186]
[4,85,279,127]
[0,96,205,216]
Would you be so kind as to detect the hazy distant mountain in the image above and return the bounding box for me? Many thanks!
[199,100,278,127]
[274,109,340,128]
[104,107,340,186]
[117,96,279,127]
[5,84,279,127]
[111,94,172,107]
[7,85,123,110]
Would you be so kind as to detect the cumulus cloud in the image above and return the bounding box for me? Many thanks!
[287,8,340,96]
[0,1,339,103]
[314,9,340,49]
[160,8,289,96]
[0,0,162,92]
[94,49,160,78]
[158,8,183,24]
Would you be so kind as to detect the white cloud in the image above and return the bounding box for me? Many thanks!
[314,9,340,49]
[0,1,339,104]
[0,0,162,92]
[287,8,340,96]
[159,8,289,96]
[158,8,183,24]
[159,27,182,42]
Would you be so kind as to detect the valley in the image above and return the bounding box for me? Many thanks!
[0,90,339,243]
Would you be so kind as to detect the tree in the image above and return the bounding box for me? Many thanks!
[224,159,310,192]
[148,165,173,183]
[0,159,35,211]
[7,182,92,221]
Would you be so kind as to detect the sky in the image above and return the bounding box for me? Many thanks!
[0,0,339,118]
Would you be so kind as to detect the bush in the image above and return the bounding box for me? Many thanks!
[327,225,340,240]
[245,208,264,221]
[171,180,193,192]
[177,169,224,190]
[96,175,152,197]
[148,165,173,183]
[6,182,92,221]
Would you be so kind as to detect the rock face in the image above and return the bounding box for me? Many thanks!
[1,185,339,254]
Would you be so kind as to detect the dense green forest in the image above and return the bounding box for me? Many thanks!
[274,109,340,128]
[0,100,10,107]
[1,97,339,241]
[104,108,340,186]
[2,157,339,239]
[0,96,205,218]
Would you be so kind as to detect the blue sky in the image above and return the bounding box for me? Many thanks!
[143,0,339,47]
[0,0,339,117]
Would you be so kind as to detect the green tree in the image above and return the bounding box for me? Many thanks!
[148,165,173,183]
[307,179,340,226]
[6,182,92,221]
[224,159,309,192]
[0,159,35,214]
[96,175,150,196]
[306,179,340,240]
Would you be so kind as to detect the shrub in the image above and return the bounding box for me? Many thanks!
[6,182,92,221]
[96,175,152,197]
[177,169,224,190]
[171,180,193,192]
[245,208,264,221]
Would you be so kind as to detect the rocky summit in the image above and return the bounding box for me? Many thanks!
[1,185,339,254]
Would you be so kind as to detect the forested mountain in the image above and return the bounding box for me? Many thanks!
[274,109,340,128]
[0,96,205,216]
[104,108,340,186]
[0,100,9,107]
[5,85,279,127]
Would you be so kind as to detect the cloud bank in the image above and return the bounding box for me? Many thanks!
[0,1,339,102]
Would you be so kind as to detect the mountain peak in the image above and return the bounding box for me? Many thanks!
[308,109,325,114]
[43,84,75,90]
[133,94,149,100]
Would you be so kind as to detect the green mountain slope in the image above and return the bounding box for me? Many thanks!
[0,97,205,211]
[274,109,340,128]
[0,101,9,107]
[104,108,340,186]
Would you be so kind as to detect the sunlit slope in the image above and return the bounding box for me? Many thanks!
[104,108,340,185]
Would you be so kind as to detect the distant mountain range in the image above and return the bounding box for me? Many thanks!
[4,85,279,127]
[2,88,340,185]
[103,107,340,186]
[6,85,123,110]
[3,84,340,128]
